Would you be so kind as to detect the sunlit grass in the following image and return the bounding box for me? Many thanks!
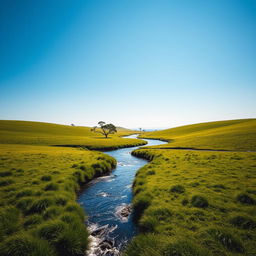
[0,120,146,149]
[140,118,256,151]
[127,148,256,255]
[0,143,117,255]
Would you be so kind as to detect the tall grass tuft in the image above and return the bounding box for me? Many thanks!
[207,228,244,253]
[191,195,209,208]
[0,233,56,256]
[0,207,21,239]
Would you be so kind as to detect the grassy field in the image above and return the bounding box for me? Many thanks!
[0,120,144,256]
[0,120,146,149]
[126,119,256,256]
[0,144,117,256]
[139,119,256,151]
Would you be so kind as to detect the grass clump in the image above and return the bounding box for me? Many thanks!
[124,234,166,256]
[133,194,151,221]
[0,233,56,256]
[37,220,66,241]
[236,193,255,205]
[170,185,185,194]
[191,195,209,208]
[44,183,59,191]
[23,214,43,229]
[207,228,244,253]
[41,175,52,181]
[163,240,208,256]
[15,189,33,198]
[27,197,54,214]
[43,206,63,220]
[0,179,14,187]
[146,170,155,175]
[54,224,88,256]
[229,215,256,229]
[0,207,21,239]
[64,203,86,222]
[0,171,12,177]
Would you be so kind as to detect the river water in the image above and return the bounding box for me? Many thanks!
[78,135,167,255]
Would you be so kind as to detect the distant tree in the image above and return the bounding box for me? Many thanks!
[71,124,75,126]
[91,121,117,138]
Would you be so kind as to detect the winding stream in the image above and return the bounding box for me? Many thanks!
[78,135,167,255]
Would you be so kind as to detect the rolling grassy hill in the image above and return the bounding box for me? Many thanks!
[140,119,256,151]
[126,119,256,256]
[0,120,146,149]
[0,120,145,256]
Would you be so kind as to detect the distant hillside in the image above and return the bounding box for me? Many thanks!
[0,120,141,148]
[140,119,256,151]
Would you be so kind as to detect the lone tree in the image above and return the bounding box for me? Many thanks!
[91,121,117,138]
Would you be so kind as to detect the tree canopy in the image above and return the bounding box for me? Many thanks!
[91,121,117,138]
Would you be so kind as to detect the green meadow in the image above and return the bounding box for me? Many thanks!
[139,119,256,151]
[0,120,146,150]
[0,119,256,256]
[0,120,144,256]
[126,119,256,256]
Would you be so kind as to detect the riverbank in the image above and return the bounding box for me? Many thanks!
[0,121,146,256]
[125,147,256,256]
[78,135,167,255]
[0,144,118,256]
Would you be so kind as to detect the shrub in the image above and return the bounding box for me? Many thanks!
[207,228,244,253]
[236,193,255,205]
[0,233,56,256]
[163,240,208,256]
[230,215,256,229]
[44,183,59,191]
[170,185,185,194]
[41,175,52,181]
[191,195,209,208]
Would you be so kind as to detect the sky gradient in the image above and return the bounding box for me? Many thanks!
[0,0,255,129]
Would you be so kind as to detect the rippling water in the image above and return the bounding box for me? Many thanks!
[77,135,167,253]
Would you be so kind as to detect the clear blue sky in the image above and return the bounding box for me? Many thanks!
[0,0,255,129]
